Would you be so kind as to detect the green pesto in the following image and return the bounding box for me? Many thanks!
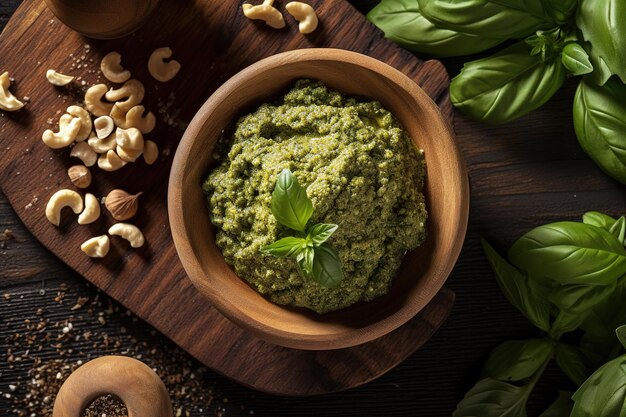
[203,80,427,314]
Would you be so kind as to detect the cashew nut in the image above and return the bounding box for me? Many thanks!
[97,150,127,172]
[126,105,156,133]
[108,223,145,248]
[59,113,73,130]
[105,79,144,111]
[80,235,110,258]
[100,52,131,84]
[77,193,101,225]
[115,127,144,151]
[46,69,74,86]
[143,140,159,165]
[88,131,117,154]
[147,47,181,82]
[94,115,115,139]
[42,116,81,149]
[285,2,318,34]
[116,145,143,163]
[110,104,155,133]
[70,141,98,167]
[45,189,84,226]
[0,72,24,111]
[242,0,286,29]
[67,105,92,141]
[85,84,114,117]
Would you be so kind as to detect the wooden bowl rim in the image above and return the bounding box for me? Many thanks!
[168,48,469,350]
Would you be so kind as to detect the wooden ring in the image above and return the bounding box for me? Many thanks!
[52,355,173,417]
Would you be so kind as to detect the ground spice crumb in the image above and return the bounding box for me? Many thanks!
[1,281,242,416]
[1,229,14,241]
[71,296,90,311]
[82,394,127,417]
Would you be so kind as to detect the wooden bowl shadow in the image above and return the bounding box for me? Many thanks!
[168,49,469,350]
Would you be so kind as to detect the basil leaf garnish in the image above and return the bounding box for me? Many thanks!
[419,0,554,39]
[263,170,343,287]
[582,211,618,230]
[571,354,626,417]
[450,41,566,124]
[311,244,343,289]
[481,238,551,332]
[555,342,597,385]
[297,247,314,279]
[561,43,593,75]
[508,221,626,285]
[452,378,533,417]
[577,0,626,84]
[270,169,313,233]
[481,338,554,382]
[609,217,626,245]
[366,0,504,57]
[261,236,307,258]
[307,223,338,247]
[573,78,626,185]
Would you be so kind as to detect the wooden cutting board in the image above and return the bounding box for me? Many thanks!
[0,0,455,395]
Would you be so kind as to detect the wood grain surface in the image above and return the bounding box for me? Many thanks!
[0,0,455,396]
[3,0,626,416]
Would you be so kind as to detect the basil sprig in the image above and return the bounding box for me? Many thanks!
[367,0,626,185]
[261,169,343,288]
[456,212,626,417]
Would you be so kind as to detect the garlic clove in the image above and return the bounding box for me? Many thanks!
[68,165,92,189]
[104,189,142,221]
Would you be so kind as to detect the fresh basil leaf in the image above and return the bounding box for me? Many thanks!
[311,244,343,288]
[482,338,554,382]
[270,169,313,232]
[577,0,626,84]
[452,378,531,417]
[561,43,593,75]
[481,238,551,332]
[539,391,574,417]
[580,284,626,362]
[367,0,504,57]
[616,325,626,350]
[584,42,614,86]
[526,27,562,62]
[583,211,618,230]
[571,355,626,417]
[307,223,338,247]
[555,342,597,385]
[581,213,625,245]
[418,0,553,39]
[450,41,566,124]
[541,0,578,24]
[261,236,306,258]
[297,247,314,279]
[573,78,626,185]
[610,217,626,245]
[547,282,617,335]
[508,221,626,286]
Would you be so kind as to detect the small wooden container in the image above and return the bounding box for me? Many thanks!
[43,0,159,39]
[52,356,173,417]
[169,49,470,351]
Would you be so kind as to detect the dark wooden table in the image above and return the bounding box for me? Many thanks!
[2,1,625,416]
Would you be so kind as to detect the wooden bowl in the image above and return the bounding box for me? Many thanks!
[168,49,469,350]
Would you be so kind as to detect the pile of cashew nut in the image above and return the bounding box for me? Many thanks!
[242,0,318,34]
[39,48,180,257]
